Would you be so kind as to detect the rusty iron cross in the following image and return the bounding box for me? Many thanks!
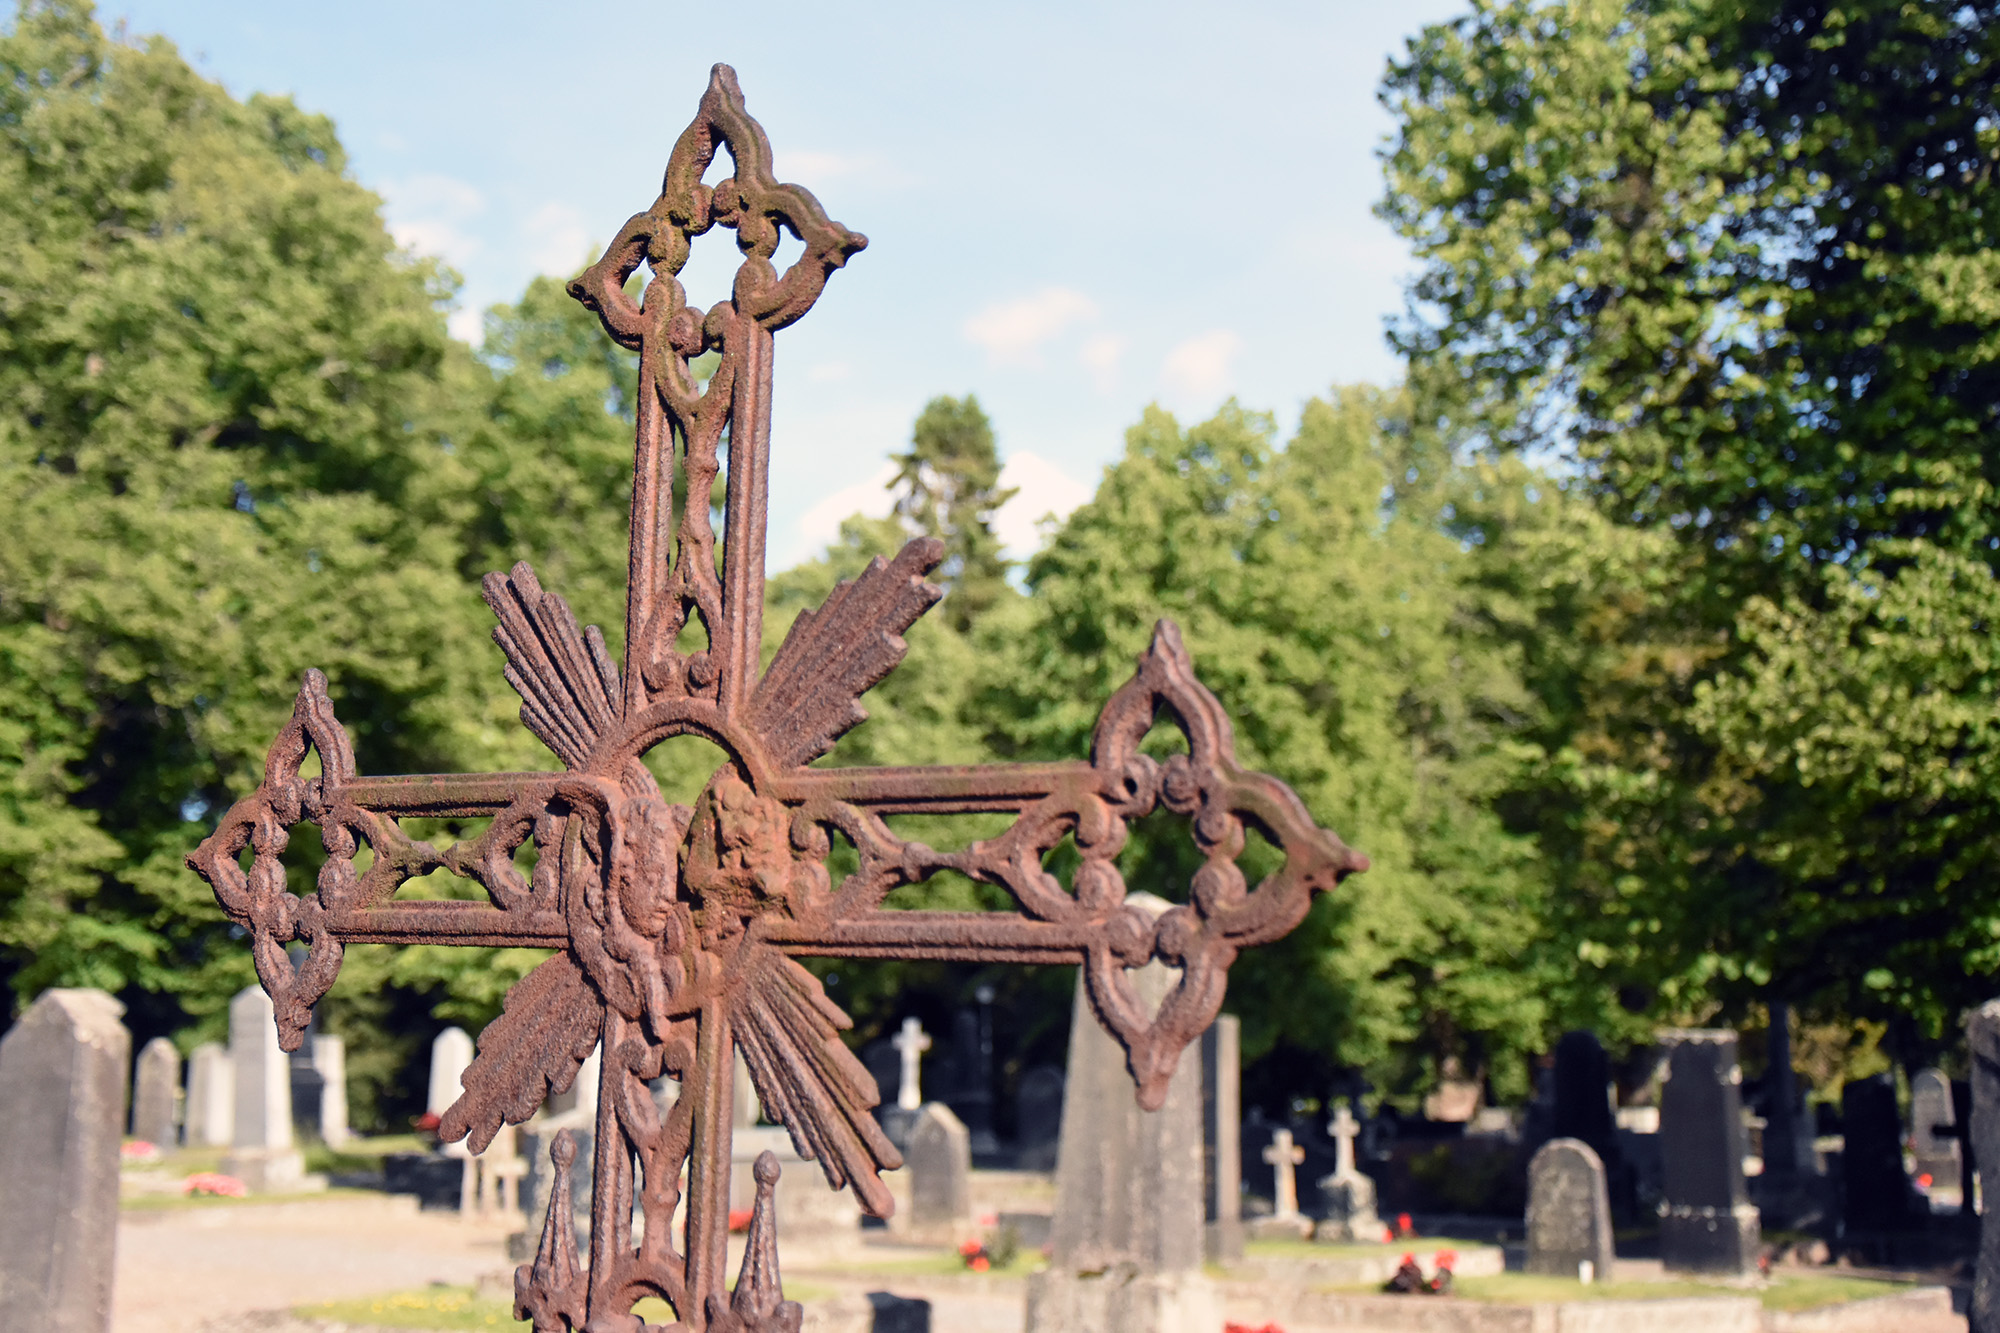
[189,65,1368,1333]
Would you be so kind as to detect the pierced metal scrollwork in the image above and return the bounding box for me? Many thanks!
[188,63,1368,1333]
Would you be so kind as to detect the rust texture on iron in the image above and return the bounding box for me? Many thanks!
[187,64,1369,1332]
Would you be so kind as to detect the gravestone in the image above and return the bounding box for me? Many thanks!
[1912,1067,1960,1194]
[429,1026,476,1159]
[131,1036,181,1149]
[1015,1065,1064,1172]
[1967,1000,2000,1333]
[907,1102,972,1230]
[1658,1031,1759,1274]
[1552,1031,1617,1165]
[313,1033,349,1147]
[1526,1138,1615,1281]
[944,995,998,1158]
[184,1041,233,1147]
[1314,1105,1382,1243]
[288,1026,325,1143]
[0,989,129,1333]
[1201,1015,1243,1262]
[1842,1073,1918,1234]
[894,1016,931,1111]
[224,984,307,1192]
[1026,893,1220,1332]
[1247,1127,1312,1240]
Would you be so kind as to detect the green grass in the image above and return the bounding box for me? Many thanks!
[1445,1272,1914,1311]
[297,1283,840,1330]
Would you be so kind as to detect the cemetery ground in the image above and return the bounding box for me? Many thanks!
[113,1138,1965,1333]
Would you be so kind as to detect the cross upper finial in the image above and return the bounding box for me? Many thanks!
[187,64,1369,1333]
[892,1017,932,1112]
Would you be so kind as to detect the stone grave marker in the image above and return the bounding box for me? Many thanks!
[1526,1137,1615,1281]
[224,984,307,1192]
[313,1033,349,1147]
[1552,1030,1617,1164]
[288,1025,325,1143]
[1658,1030,1759,1274]
[1424,1056,1483,1123]
[1842,1073,1918,1234]
[1248,1126,1312,1240]
[1314,1104,1382,1243]
[0,988,130,1333]
[907,1101,972,1230]
[1202,1015,1243,1262]
[131,1035,180,1149]
[184,1041,233,1147]
[1912,1067,1960,1194]
[1027,893,1220,1332]
[894,1016,931,1111]
[428,1026,475,1159]
[945,994,999,1157]
[1015,1064,1064,1172]
[1966,999,2000,1333]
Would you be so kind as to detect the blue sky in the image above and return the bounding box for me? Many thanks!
[103,1,1468,568]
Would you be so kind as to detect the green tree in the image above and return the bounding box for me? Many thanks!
[1381,0,2000,1047]
[986,390,1570,1103]
[890,395,1016,631]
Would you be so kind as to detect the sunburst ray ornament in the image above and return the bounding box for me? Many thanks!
[188,64,1369,1332]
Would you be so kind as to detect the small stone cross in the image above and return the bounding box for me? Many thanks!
[1263,1127,1306,1219]
[892,1017,931,1112]
[186,64,1368,1333]
[1330,1104,1363,1178]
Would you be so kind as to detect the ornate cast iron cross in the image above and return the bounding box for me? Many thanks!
[189,65,1368,1333]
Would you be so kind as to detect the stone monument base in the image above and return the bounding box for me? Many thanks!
[732,1126,861,1244]
[1024,1265,1221,1333]
[222,1148,323,1194]
[1661,1202,1760,1274]
[1246,1213,1314,1242]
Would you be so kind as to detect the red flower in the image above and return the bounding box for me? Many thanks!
[727,1209,753,1233]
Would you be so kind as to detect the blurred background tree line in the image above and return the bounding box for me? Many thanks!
[1,0,1995,1130]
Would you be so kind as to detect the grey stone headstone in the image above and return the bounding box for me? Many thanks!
[907,1102,972,1229]
[430,1026,476,1159]
[1912,1067,1960,1188]
[1201,1016,1243,1263]
[1658,1031,1759,1274]
[1014,1065,1064,1172]
[184,1041,233,1147]
[223,985,305,1191]
[1967,1000,2000,1333]
[131,1036,180,1149]
[1842,1073,1917,1233]
[313,1033,349,1147]
[1026,893,1219,1332]
[1526,1137,1615,1281]
[0,988,130,1333]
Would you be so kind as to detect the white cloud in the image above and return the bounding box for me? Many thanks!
[795,462,898,554]
[1159,329,1244,407]
[523,202,595,278]
[380,173,485,270]
[994,452,1093,559]
[1080,333,1126,393]
[447,307,484,345]
[963,287,1098,366]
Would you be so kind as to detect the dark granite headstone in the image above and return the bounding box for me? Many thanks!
[1967,1000,2000,1333]
[1552,1031,1616,1162]
[385,1151,466,1210]
[865,1291,932,1332]
[1658,1031,1759,1274]
[289,1032,325,1144]
[943,1002,997,1157]
[1016,1065,1065,1172]
[1201,1016,1243,1263]
[1841,1074,1918,1234]
[0,989,130,1333]
[1526,1138,1615,1280]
